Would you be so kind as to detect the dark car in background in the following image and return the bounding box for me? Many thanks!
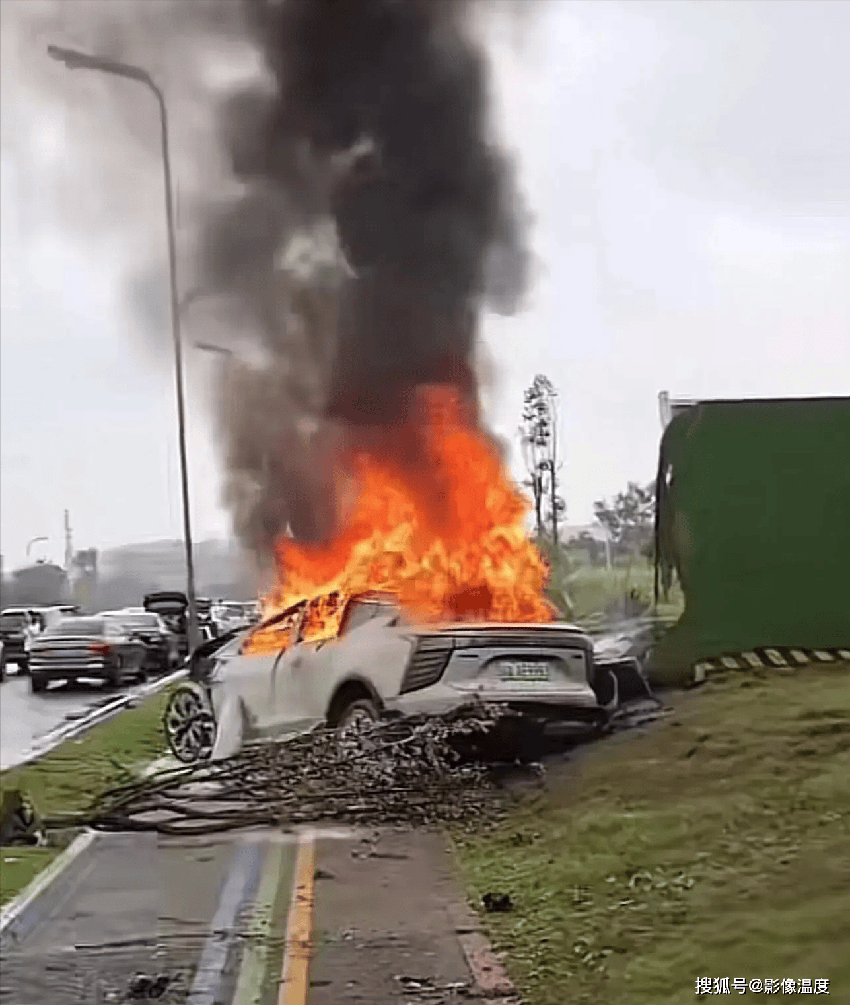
[0,609,40,672]
[103,610,179,674]
[143,592,216,660]
[0,606,82,675]
[28,616,147,693]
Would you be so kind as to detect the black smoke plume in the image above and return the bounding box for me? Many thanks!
[4,0,533,564]
[205,0,531,559]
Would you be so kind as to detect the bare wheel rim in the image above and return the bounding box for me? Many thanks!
[164,687,214,762]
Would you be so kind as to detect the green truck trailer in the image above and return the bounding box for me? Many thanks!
[649,395,850,682]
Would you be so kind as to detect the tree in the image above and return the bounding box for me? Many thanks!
[520,374,565,545]
[593,481,655,559]
[573,530,608,567]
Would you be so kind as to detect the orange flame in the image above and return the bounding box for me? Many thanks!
[248,385,554,650]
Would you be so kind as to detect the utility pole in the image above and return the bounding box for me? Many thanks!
[548,392,560,550]
[64,510,73,571]
[47,44,200,651]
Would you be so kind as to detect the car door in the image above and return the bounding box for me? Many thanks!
[267,596,342,734]
[228,604,306,736]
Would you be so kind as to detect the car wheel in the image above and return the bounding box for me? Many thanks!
[337,698,380,733]
[18,657,29,675]
[164,685,216,763]
[30,673,47,693]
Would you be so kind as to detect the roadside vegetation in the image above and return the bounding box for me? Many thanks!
[454,662,850,1004]
[542,550,684,624]
[0,686,173,907]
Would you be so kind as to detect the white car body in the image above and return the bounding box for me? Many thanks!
[205,594,602,760]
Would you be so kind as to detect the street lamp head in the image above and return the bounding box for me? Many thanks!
[47,45,152,86]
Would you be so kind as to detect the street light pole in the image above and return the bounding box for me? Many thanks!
[47,45,200,651]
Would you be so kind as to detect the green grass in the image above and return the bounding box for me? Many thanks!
[0,846,63,908]
[0,686,174,907]
[453,663,850,1004]
[566,562,684,621]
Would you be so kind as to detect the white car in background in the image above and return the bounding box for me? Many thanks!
[212,601,254,634]
[192,592,606,762]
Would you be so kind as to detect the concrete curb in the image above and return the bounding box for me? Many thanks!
[0,829,97,934]
[12,666,188,769]
[443,835,520,1002]
[443,894,519,1002]
[693,647,850,683]
[0,751,181,935]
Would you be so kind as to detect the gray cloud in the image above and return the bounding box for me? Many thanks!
[606,0,850,216]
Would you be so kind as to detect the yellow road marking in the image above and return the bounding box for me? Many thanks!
[277,831,316,1005]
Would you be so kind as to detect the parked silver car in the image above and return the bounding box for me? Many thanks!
[28,616,147,692]
[199,592,604,761]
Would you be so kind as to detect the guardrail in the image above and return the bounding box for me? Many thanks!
[9,666,188,770]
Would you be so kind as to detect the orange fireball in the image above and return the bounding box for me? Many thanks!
[255,384,554,641]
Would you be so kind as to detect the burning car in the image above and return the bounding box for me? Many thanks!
[166,590,616,763]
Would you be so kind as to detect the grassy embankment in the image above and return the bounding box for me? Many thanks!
[544,550,685,622]
[569,563,683,621]
[454,662,850,1004]
[0,687,173,907]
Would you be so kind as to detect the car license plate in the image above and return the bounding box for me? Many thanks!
[498,660,550,682]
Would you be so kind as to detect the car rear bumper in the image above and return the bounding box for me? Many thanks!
[389,682,604,722]
[29,659,110,680]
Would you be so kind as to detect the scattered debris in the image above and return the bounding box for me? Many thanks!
[394,975,474,1001]
[351,848,410,860]
[45,704,518,836]
[314,868,336,880]
[482,892,514,913]
[126,972,171,999]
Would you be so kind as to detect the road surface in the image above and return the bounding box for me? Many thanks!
[0,827,502,1005]
[0,668,130,771]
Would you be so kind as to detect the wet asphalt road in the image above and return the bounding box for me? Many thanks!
[0,665,127,770]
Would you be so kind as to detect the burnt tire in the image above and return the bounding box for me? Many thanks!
[591,663,620,712]
[336,698,379,733]
[164,685,215,763]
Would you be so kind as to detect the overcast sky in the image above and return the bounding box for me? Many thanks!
[1,0,848,570]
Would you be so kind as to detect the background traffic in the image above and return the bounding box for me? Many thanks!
[0,595,260,691]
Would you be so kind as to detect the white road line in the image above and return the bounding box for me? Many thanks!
[186,841,262,1005]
